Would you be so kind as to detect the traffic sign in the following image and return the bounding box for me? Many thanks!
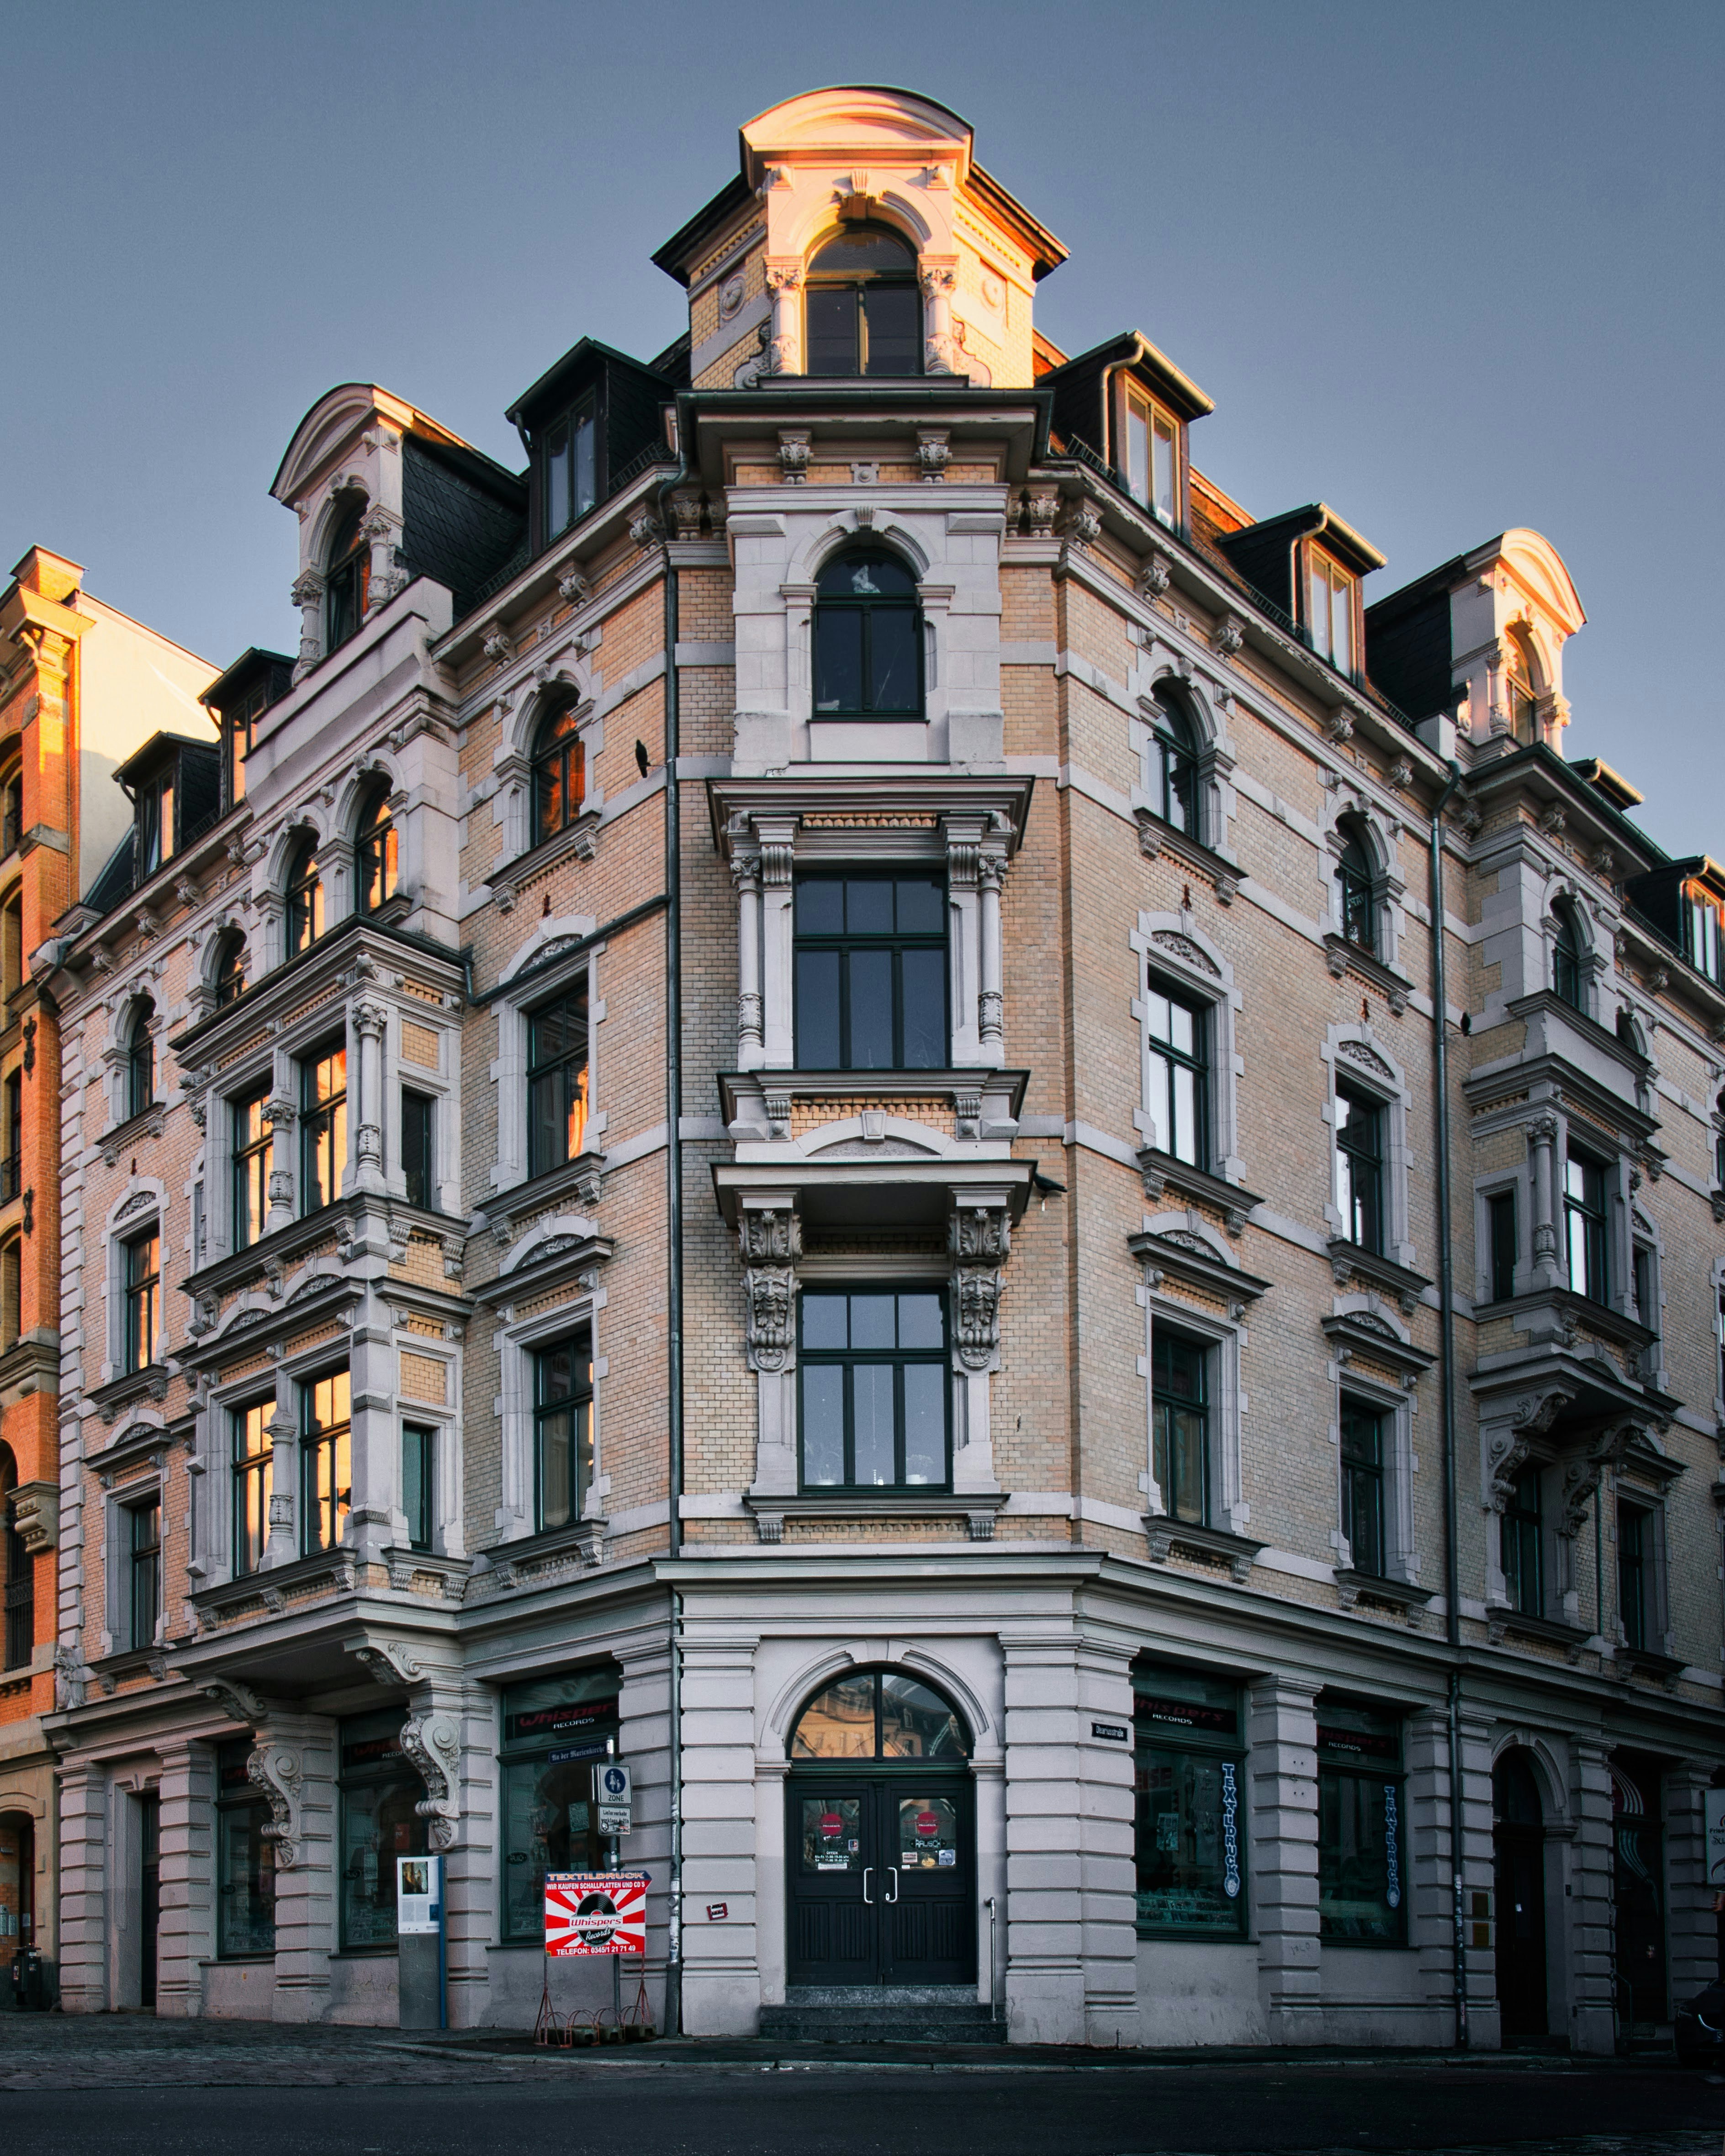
[593,1761,632,1807]
[597,1804,632,1836]
[544,1871,647,1956]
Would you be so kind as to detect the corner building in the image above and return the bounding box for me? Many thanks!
[44,87,1725,2048]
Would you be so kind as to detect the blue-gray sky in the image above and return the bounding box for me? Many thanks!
[2,1,1718,854]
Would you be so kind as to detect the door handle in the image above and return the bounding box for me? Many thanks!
[862,1866,873,1905]
[886,1867,899,1904]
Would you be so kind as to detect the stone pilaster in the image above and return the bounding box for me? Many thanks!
[1569,1739,1617,2054]
[55,1760,108,2012]
[1247,1676,1320,2040]
[1665,1765,1717,2009]
[153,1739,215,2017]
[260,1712,336,2024]
[679,1634,761,2036]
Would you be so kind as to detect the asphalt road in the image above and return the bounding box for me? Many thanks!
[4,2059,1724,2156]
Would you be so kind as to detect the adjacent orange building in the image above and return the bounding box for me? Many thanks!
[0,548,213,1992]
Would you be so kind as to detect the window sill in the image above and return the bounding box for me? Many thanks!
[1136,1152,1262,1238]
[1484,1606,1591,1660]
[1616,1643,1684,1686]
[1326,1239,1430,1318]
[465,1518,609,1599]
[747,1490,1005,1545]
[191,1545,360,1628]
[100,1104,165,1167]
[488,810,602,906]
[1143,1516,1264,1583]
[1132,807,1241,893]
[489,1149,606,1226]
[1322,934,1415,1016]
[87,1363,169,1427]
[1333,1569,1433,1621]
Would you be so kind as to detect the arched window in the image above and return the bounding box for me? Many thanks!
[531,702,586,845]
[1552,904,1585,1010]
[0,763,20,859]
[789,1668,971,1761]
[1337,822,1375,949]
[812,550,921,722]
[2,1440,30,1670]
[0,887,20,1005]
[1506,633,1538,745]
[214,931,246,1009]
[323,501,369,655]
[1149,688,1200,837]
[805,225,920,378]
[285,836,323,957]
[356,786,398,912]
[126,999,155,1120]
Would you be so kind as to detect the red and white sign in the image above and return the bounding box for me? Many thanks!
[818,1812,843,1838]
[915,1810,940,1838]
[544,1871,647,1957]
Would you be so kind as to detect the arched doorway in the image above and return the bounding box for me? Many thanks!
[0,1811,33,1973]
[786,1667,974,1987]
[1493,1750,1549,2040]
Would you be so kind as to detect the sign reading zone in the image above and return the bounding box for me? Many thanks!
[544,1871,648,1957]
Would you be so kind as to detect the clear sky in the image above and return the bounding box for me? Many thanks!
[2,0,1718,855]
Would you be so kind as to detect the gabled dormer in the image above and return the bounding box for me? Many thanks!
[97,730,222,910]
[270,385,526,683]
[505,339,678,561]
[1039,332,1214,529]
[201,647,293,814]
[1215,505,1385,683]
[1626,858,1725,991]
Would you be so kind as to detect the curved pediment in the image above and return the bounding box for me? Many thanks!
[800,1114,955,1161]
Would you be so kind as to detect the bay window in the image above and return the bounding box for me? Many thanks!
[799,1289,948,1492]
[300,1041,347,1214]
[300,1369,351,1556]
[231,1398,273,1577]
[804,226,920,377]
[811,548,922,721]
[1124,387,1178,523]
[794,872,946,1071]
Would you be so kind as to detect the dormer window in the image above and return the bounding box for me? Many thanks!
[1307,549,1355,674]
[1682,884,1723,985]
[1124,386,1178,523]
[224,679,266,807]
[544,396,597,543]
[1506,632,1539,745]
[324,502,369,655]
[136,768,175,877]
[805,225,920,378]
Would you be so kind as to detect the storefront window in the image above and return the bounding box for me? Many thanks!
[214,1738,276,1957]
[338,1710,426,1951]
[1132,1664,1246,1936]
[498,1666,621,1942]
[1317,1697,1405,1943]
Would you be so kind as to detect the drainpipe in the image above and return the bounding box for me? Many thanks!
[1429,757,1467,2049]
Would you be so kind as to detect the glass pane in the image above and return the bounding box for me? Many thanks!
[1147,1049,1171,1157]
[899,948,947,1068]
[850,1294,895,1351]
[1125,399,1149,505]
[1319,1773,1402,1941]
[846,948,894,1068]
[867,606,919,712]
[801,1795,864,1871]
[546,424,570,538]
[539,1406,576,1529]
[1169,1407,1206,1523]
[1311,564,1330,657]
[902,1363,945,1485]
[1171,1064,1198,1165]
[792,1674,877,1758]
[863,280,921,376]
[1135,1750,1243,1933]
[217,1802,276,1957]
[502,1757,600,1939]
[796,877,845,934]
[813,602,863,711]
[898,1293,943,1351]
[794,950,841,1068]
[845,878,894,934]
[801,1365,845,1485]
[818,551,916,600]
[852,1363,895,1485]
[894,876,944,935]
[881,1675,969,1759]
[805,285,858,376]
[340,1776,425,1950]
[801,1294,849,1351]
[810,228,915,275]
[1152,415,1176,519]
[898,1793,960,1868]
[1333,584,1353,674]
[529,1069,563,1172]
[572,409,596,520]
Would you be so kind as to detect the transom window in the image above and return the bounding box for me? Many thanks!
[790,1669,970,1760]
[285,837,323,956]
[1144,979,1206,1167]
[1307,549,1355,674]
[1339,1400,1386,1578]
[1336,825,1375,949]
[357,787,398,912]
[799,1289,948,1492]
[812,549,921,720]
[531,702,586,845]
[324,503,368,654]
[125,999,155,1121]
[123,1226,159,1374]
[231,1399,273,1578]
[805,225,920,378]
[543,395,597,543]
[232,1085,271,1252]
[527,982,590,1177]
[1502,1464,1543,1617]
[1124,387,1178,523]
[300,1041,347,1215]
[794,872,946,1071]
[1335,1086,1385,1254]
[534,1330,592,1533]
[1552,905,1584,1009]
[301,1369,351,1556]
[1148,688,1199,837]
[1151,1331,1208,1526]
[1563,1148,1609,1303]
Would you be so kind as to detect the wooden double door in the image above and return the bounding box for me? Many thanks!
[787,1771,974,1986]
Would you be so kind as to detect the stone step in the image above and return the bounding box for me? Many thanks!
[760,1992,1005,2045]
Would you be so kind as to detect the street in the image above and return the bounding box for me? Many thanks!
[1,2018,1722,2154]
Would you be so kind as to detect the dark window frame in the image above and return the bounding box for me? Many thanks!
[526,981,590,1180]
[323,504,369,655]
[497,1669,621,1941]
[1487,1188,1518,1304]
[1339,1398,1387,1579]
[285,836,323,957]
[1132,1667,1247,1939]
[804,223,922,379]
[2,1452,32,1672]
[214,1737,276,1959]
[402,1422,435,1554]
[533,1330,593,1534]
[1553,905,1586,1010]
[1335,1084,1386,1255]
[811,549,924,722]
[231,1083,271,1252]
[356,786,398,914]
[299,1039,347,1216]
[1502,1464,1544,1618]
[402,1089,435,1210]
[122,1224,159,1374]
[1563,1147,1610,1305]
[299,1368,351,1558]
[1148,689,1201,838]
[1617,1497,1656,1651]
[1151,1329,1209,1527]
[530,700,586,848]
[126,1490,161,1652]
[214,933,246,1009]
[1336,825,1376,950]
[231,1397,273,1579]
[541,393,598,545]
[125,1000,156,1121]
[792,870,948,1072]
[1316,1702,1406,1945]
[796,1287,952,1495]
[1143,976,1209,1169]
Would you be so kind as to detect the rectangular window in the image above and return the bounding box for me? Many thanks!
[1618,1500,1652,1650]
[1683,888,1724,986]
[1308,549,1355,674]
[1632,1244,1656,1338]
[1339,1400,1386,1578]
[232,1085,271,1251]
[1132,1666,1245,1935]
[1564,1149,1609,1303]
[3,1068,19,1201]
[497,1669,620,1940]
[799,1289,949,1492]
[1335,1086,1385,1254]
[231,1399,273,1578]
[402,1423,434,1553]
[1488,1190,1517,1303]
[793,873,947,1071]
[1317,1700,1404,1943]
[300,1370,351,1557]
[1124,387,1178,523]
[337,1711,426,1951]
[534,1331,593,1533]
[127,1495,161,1651]
[215,1739,276,1957]
[1144,982,1208,1168]
[300,1043,346,1215]
[1502,1464,1543,1617]
[0,896,19,1005]
[527,983,589,1179]
[136,772,175,877]
[122,1226,159,1373]
[402,1089,434,1210]
[0,1235,19,1351]
[544,397,598,543]
[1151,1331,1208,1526]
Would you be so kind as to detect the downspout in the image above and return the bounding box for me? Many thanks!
[1429,756,1467,2050]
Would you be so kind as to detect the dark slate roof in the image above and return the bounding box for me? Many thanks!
[399,437,528,624]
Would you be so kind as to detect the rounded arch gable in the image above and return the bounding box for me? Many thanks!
[796,521,932,588]
[333,752,405,840]
[264,817,329,895]
[509,667,594,767]
[1144,669,1219,750]
[777,1654,988,1762]
[104,1176,166,1239]
[499,914,599,984]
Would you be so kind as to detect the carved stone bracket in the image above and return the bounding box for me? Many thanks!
[399,1708,463,1851]
[949,1201,1011,1371]
[740,1204,801,1374]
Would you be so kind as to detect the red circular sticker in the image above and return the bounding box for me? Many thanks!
[915,1810,940,1837]
[819,1812,843,1838]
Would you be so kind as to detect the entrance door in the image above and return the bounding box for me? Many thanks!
[138,1794,160,2011]
[1493,1753,1548,2040]
[787,1775,974,1986]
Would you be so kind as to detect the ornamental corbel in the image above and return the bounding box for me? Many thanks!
[1213,616,1245,659]
[1064,501,1103,549]
[1139,551,1172,599]
[776,431,812,485]
[248,1737,303,1868]
[399,1708,463,1851]
[1025,493,1058,538]
[629,508,664,550]
[482,626,513,666]
[1323,708,1354,744]
[916,430,952,481]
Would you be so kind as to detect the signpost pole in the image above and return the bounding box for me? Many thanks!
[609,1739,621,2028]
